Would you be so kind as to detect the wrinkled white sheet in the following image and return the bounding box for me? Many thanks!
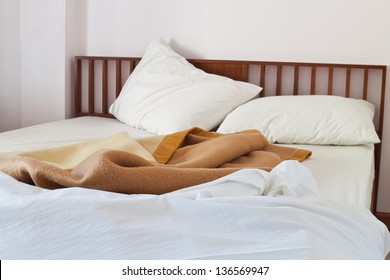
[1,161,389,260]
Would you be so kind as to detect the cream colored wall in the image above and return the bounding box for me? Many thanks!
[20,0,86,126]
[1,0,389,212]
[86,0,390,64]
[0,0,84,130]
[20,0,66,127]
[65,0,87,118]
[0,0,21,132]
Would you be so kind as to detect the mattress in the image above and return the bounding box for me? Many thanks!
[0,116,375,208]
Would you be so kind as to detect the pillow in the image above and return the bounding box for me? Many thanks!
[217,95,380,145]
[109,38,261,135]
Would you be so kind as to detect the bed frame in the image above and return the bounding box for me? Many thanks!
[73,56,387,214]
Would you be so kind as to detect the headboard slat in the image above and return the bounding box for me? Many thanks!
[363,68,369,100]
[310,66,316,95]
[276,65,282,96]
[88,60,95,114]
[293,66,299,95]
[102,60,108,114]
[327,67,333,95]
[116,61,122,97]
[345,68,351,98]
[260,65,266,97]
[74,59,82,114]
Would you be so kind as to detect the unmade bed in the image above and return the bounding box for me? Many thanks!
[0,38,389,259]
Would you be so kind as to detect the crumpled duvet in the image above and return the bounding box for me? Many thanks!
[0,160,389,260]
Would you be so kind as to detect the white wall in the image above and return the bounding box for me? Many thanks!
[65,0,87,118]
[86,0,390,64]
[20,0,66,127]
[0,0,85,130]
[0,0,21,132]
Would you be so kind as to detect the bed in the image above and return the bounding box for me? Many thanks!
[0,38,389,260]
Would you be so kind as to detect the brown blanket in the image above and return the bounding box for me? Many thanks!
[0,128,311,194]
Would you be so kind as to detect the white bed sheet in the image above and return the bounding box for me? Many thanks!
[283,144,375,209]
[0,161,389,260]
[0,116,375,208]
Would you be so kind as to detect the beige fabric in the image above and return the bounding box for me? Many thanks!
[18,132,157,169]
[0,128,311,195]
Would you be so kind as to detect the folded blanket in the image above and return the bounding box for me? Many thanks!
[0,127,311,194]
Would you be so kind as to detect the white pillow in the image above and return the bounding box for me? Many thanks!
[217,95,380,145]
[109,38,261,135]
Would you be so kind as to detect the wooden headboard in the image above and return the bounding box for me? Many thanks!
[73,56,387,213]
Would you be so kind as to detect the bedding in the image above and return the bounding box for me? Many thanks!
[0,117,389,259]
[284,143,375,208]
[0,160,389,260]
[109,38,261,134]
[0,127,310,194]
[0,117,154,156]
[0,116,377,207]
[217,95,380,145]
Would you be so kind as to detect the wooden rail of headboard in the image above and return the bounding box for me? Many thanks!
[74,56,387,213]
